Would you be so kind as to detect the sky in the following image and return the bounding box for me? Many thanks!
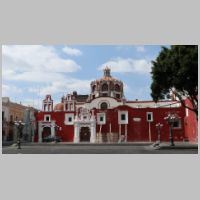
[2,45,165,109]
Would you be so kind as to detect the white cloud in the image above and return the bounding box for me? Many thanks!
[3,71,66,83]
[2,45,81,83]
[2,84,23,96]
[28,78,92,97]
[135,45,146,52]
[62,46,82,56]
[98,57,151,74]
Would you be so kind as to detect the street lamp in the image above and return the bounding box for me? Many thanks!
[155,123,163,146]
[164,113,179,146]
[14,120,25,149]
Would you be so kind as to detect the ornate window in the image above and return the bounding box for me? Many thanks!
[100,102,108,110]
[115,84,120,92]
[102,83,108,91]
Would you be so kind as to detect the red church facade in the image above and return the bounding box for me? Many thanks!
[35,67,198,143]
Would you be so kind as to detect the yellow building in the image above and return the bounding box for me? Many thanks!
[2,97,36,141]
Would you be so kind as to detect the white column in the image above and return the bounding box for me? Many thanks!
[90,122,96,143]
[38,123,42,143]
[74,122,80,143]
[51,123,55,137]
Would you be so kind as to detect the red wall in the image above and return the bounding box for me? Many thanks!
[95,105,186,142]
[184,99,198,143]
[35,111,75,142]
[35,104,187,143]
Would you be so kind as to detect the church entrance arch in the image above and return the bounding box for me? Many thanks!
[80,127,91,142]
[42,126,51,139]
[74,108,96,143]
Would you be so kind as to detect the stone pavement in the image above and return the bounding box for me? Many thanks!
[2,142,198,154]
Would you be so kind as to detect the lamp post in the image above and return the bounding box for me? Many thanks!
[164,113,179,146]
[14,120,25,149]
[155,123,163,146]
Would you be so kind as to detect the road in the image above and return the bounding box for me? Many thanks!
[2,142,198,154]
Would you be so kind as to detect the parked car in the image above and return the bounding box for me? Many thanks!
[43,135,62,142]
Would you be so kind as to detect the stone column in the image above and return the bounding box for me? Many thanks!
[51,123,55,138]
[90,122,96,143]
[74,122,80,143]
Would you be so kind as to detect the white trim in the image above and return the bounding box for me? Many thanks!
[118,111,128,124]
[146,112,153,122]
[186,108,189,117]
[64,113,74,125]
[44,114,51,122]
[97,113,106,124]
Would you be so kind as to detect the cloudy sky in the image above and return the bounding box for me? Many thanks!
[2,45,164,109]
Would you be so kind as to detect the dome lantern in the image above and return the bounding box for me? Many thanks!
[103,66,111,77]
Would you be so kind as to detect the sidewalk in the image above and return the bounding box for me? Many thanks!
[3,141,198,148]
[151,142,198,150]
[7,141,154,146]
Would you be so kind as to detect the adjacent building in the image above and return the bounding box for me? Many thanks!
[2,97,37,142]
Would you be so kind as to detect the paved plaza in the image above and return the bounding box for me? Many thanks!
[2,142,198,154]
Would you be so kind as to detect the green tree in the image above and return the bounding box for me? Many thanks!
[151,45,198,119]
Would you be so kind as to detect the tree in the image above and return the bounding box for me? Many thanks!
[151,45,198,119]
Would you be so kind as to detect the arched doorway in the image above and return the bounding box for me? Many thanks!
[42,127,51,139]
[80,127,91,142]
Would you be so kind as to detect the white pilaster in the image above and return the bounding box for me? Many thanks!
[90,122,96,143]
[51,124,55,137]
[74,122,80,143]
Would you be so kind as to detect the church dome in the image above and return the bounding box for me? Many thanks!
[89,66,124,101]
[54,103,64,111]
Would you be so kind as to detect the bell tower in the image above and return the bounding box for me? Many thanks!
[42,95,53,112]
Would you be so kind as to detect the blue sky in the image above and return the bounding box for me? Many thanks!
[2,45,164,109]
